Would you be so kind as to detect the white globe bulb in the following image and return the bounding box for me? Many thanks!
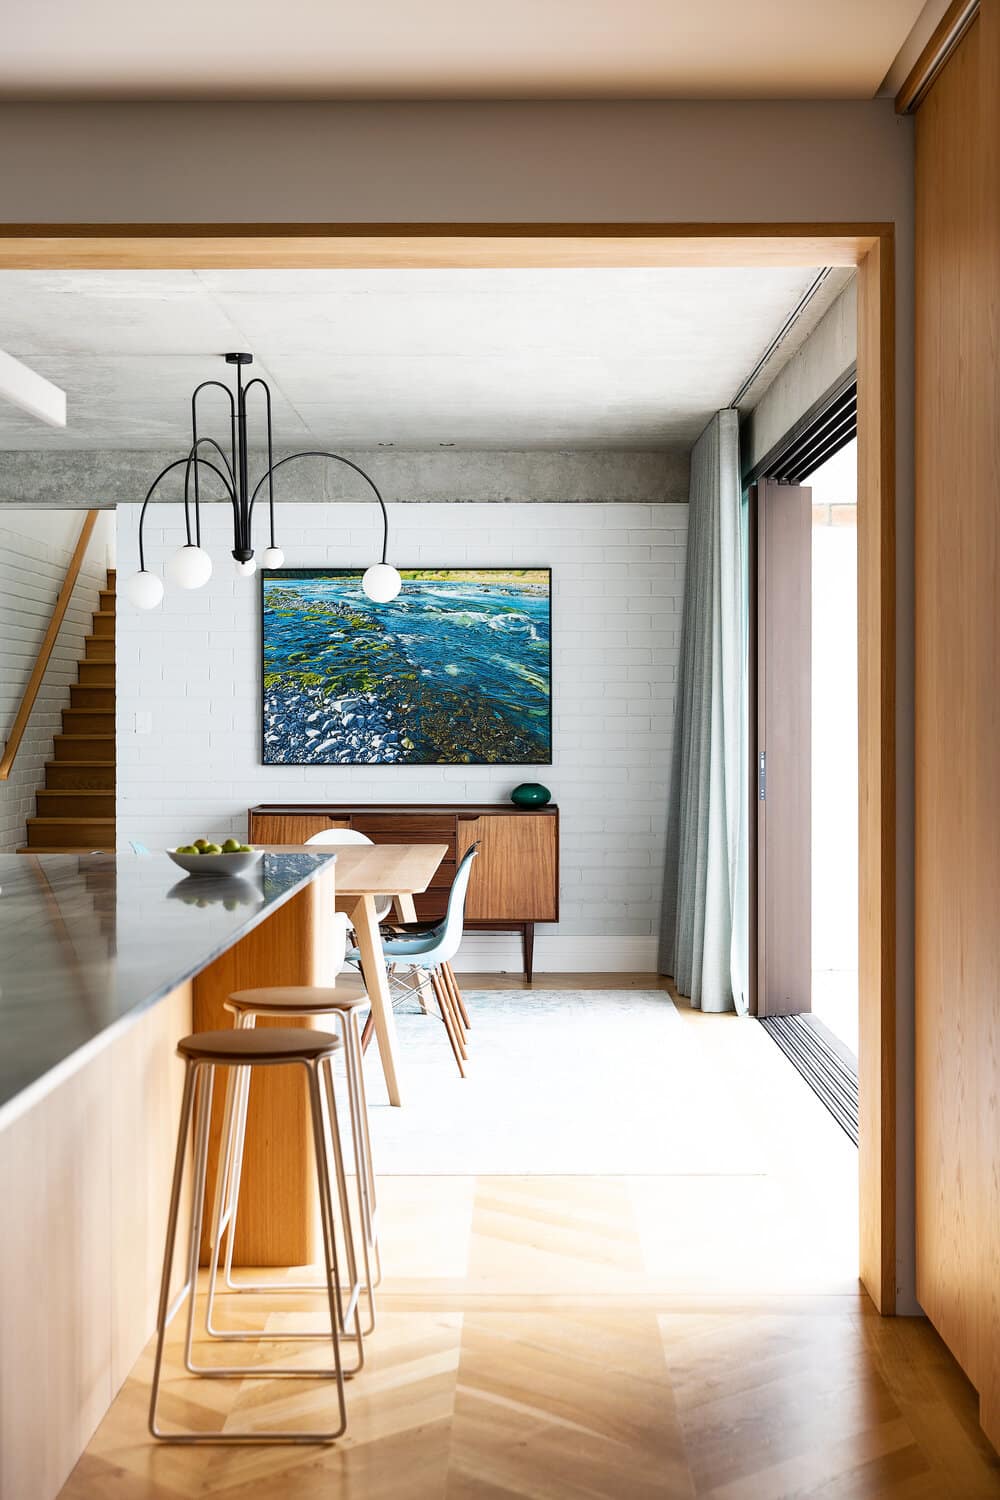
[234,556,258,578]
[362,563,402,603]
[126,570,164,609]
[166,544,212,590]
[261,546,285,569]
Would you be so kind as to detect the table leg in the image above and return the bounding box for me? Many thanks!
[341,892,403,1107]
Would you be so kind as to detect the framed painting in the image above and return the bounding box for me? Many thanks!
[261,567,552,765]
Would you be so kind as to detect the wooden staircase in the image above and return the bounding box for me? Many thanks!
[21,569,116,852]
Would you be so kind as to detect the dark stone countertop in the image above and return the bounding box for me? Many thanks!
[0,850,335,1126]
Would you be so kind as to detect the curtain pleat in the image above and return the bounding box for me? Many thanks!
[659,409,747,1013]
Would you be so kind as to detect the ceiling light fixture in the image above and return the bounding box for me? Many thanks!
[126,352,401,609]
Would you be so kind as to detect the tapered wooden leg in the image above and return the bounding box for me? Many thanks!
[341,893,403,1106]
[438,971,467,1059]
[431,970,466,1078]
[441,965,468,1047]
[523,922,535,983]
[444,962,471,1031]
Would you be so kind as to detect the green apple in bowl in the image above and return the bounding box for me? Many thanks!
[167,838,262,877]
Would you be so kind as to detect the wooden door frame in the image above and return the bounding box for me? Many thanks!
[0,220,896,1312]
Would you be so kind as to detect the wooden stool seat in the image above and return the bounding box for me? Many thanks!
[227,978,369,1015]
[177,1027,341,1065]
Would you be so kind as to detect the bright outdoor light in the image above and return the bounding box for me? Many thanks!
[165,544,213,590]
[125,570,165,610]
[362,563,403,603]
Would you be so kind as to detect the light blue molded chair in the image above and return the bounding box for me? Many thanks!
[348,843,479,1078]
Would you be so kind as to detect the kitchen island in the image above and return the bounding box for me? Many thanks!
[0,850,338,1500]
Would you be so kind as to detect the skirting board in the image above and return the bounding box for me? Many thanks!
[452,934,659,973]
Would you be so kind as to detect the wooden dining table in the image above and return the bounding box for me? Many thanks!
[263,842,448,1106]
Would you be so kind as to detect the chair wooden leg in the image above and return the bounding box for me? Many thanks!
[439,972,467,1060]
[430,970,466,1078]
[434,962,465,1045]
[444,962,471,1031]
[441,967,468,1049]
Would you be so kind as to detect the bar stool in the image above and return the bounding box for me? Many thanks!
[206,974,380,1340]
[149,1027,361,1445]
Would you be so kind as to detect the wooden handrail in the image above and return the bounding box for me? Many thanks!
[0,510,99,780]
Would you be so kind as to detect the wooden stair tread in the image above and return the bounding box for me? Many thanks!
[27,815,115,824]
[46,758,116,765]
[37,788,112,797]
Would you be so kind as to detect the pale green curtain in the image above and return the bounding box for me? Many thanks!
[659,409,748,1013]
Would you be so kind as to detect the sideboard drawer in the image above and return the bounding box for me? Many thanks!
[249,812,350,843]
[351,813,457,849]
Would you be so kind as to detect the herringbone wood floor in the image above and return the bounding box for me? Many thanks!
[58,979,1000,1499]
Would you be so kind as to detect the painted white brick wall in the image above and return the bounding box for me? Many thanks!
[0,511,114,852]
[116,500,686,969]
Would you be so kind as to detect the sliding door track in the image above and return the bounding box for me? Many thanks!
[758,1013,858,1144]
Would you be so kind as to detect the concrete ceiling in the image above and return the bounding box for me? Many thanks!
[2,1,926,100]
[0,267,851,452]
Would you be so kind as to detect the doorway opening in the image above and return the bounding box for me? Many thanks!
[0,220,897,1319]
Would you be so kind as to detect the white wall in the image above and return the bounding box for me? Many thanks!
[116,497,686,972]
[0,509,114,851]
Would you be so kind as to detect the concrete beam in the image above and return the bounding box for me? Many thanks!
[0,446,690,508]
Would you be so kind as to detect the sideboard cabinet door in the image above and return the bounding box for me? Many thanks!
[458,814,558,922]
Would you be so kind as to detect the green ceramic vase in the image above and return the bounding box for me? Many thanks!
[510,782,552,808]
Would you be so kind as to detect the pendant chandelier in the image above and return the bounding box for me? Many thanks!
[126,351,402,609]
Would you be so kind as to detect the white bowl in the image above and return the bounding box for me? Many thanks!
[167,848,262,877]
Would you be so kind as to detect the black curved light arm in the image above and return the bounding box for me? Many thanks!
[182,438,239,545]
[242,378,276,548]
[191,380,237,512]
[247,450,390,565]
[136,455,235,572]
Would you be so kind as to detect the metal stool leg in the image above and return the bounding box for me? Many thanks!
[152,1059,353,1443]
[346,1006,381,1289]
[202,1050,365,1366]
[149,1061,198,1440]
[207,1009,380,1328]
[323,1041,376,1334]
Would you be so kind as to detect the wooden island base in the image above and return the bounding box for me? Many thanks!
[192,861,339,1267]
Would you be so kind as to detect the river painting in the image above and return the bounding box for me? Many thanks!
[262,568,551,765]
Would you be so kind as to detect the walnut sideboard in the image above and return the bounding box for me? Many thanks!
[248,803,559,980]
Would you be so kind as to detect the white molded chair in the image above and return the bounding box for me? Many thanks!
[348,843,479,1078]
[305,828,393,922]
